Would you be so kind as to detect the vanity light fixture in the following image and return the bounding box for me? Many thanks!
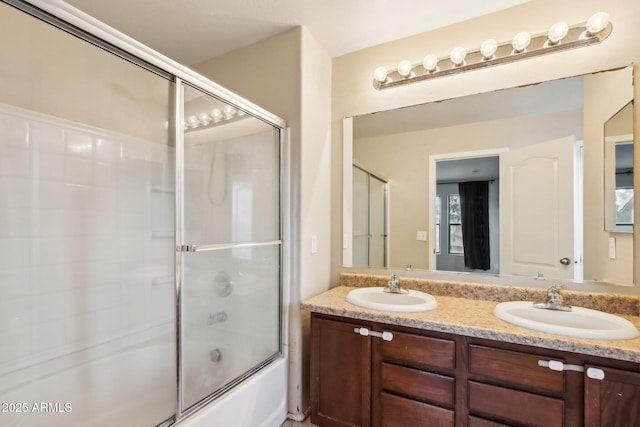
[373,12,612,90]
[183,105,246,131]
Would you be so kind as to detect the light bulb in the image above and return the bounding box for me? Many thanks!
[373,66,388,83]
[223,105,236,119]
[548,22,569,44]
[480,39,498,60]
[586,12,610,35]
[397,60,413,77]
[198,112,210,124]
[450,46,466,66]
[422,54,438,72]
[186,116,198,127]
[512,31,531,52]
[210,108,222,122]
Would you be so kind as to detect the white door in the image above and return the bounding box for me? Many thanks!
[500,136,575,279]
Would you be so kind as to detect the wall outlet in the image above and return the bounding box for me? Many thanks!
[608,237,616,259]
[416,231,427,241]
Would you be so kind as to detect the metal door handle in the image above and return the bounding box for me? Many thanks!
[559,257,571,265]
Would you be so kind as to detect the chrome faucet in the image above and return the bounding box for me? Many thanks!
[533,285,572,311]
[384,273,407,294]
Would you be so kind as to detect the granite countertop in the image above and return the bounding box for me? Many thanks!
[301,284,640,364]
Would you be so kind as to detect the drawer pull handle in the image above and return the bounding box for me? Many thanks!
[538,360,584,372]
[354,328,394,341]
[586,367,605,380]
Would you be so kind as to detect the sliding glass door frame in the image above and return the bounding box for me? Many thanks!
[4,1,290,425]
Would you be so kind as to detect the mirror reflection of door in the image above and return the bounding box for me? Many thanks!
[500,136,578,280]
[435,156,500,274]
[352,165,388,267]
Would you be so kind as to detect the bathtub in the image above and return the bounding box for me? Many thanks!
[0,335,287,427]
[177,357,287,427]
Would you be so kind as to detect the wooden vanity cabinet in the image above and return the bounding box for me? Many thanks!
[584,365,640,427]
[310,313,640,427]
[310,315,372,427]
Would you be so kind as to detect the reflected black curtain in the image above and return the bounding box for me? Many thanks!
[458,181,490,270]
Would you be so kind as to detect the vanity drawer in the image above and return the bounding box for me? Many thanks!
[380,392,454,427]
[381,331,455,370]
[381,362,454,407]
[469,381,564,427]
[469,345,564,395]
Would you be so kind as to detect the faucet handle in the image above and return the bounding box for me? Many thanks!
[548,284,562,294]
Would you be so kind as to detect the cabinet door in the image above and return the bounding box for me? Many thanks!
[585,365,640,427]
[311,316,371,427]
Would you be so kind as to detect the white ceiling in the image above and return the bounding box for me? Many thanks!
[62,0,530,66]
[437,156,500,183]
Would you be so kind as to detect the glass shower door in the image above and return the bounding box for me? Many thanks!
[352,165,388,268]
[177,84,282,412]
[0,3,175,426]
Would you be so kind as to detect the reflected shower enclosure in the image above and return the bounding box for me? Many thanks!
[352,165,388,268]
[0,1,286,426]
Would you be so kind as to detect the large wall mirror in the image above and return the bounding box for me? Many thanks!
[343,65,635,287]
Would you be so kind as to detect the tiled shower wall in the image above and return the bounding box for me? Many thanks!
[0,103,174,372]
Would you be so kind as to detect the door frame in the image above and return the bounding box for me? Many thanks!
[428,148,508,270]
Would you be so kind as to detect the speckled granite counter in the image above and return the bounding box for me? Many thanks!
[301,281,640,364]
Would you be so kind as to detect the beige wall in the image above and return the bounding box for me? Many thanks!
[194,26,332,419]
[0,2,169,144]
[354,108,583,271]
[332,0,640,292]
[583,68,634,284]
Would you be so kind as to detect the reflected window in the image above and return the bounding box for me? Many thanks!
[616,188,634,231]
[448,194,463,254]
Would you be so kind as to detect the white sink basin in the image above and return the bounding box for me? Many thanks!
[494,301,639,340]
[346,287,437,312]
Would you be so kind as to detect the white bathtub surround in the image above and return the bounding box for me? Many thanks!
[0,102,175,375]
[0,335,175,427]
